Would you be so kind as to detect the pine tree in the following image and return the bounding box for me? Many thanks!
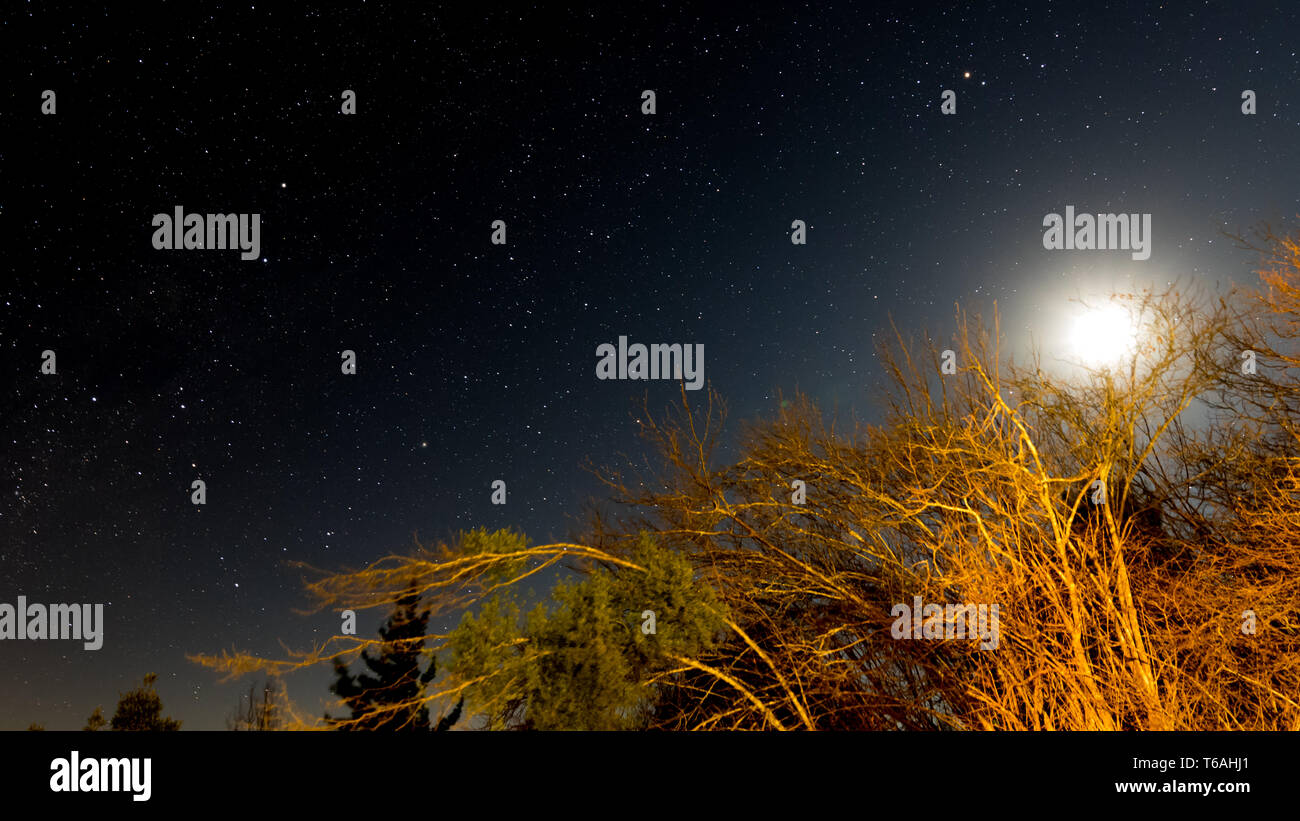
[326,584,462,731]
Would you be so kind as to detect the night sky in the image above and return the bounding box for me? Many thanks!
[4,3,1298,729]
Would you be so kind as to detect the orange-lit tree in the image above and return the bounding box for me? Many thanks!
[194,229,1300,731]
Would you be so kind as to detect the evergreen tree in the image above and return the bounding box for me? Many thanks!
[327,584,462,731]
[446,530,727,730]
[110,673,182,731]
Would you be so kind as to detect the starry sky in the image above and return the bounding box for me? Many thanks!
[4,3,1298,729]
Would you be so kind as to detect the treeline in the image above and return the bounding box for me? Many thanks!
[25,673,182,731]
[25,673,294,731]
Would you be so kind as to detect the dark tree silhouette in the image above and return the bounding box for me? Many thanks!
[110,673,182,731]
[326,583,462,731]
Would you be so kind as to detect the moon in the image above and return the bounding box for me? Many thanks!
[1068,303,1139,366]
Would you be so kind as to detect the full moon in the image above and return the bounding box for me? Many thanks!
[1068,303,1139,366]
